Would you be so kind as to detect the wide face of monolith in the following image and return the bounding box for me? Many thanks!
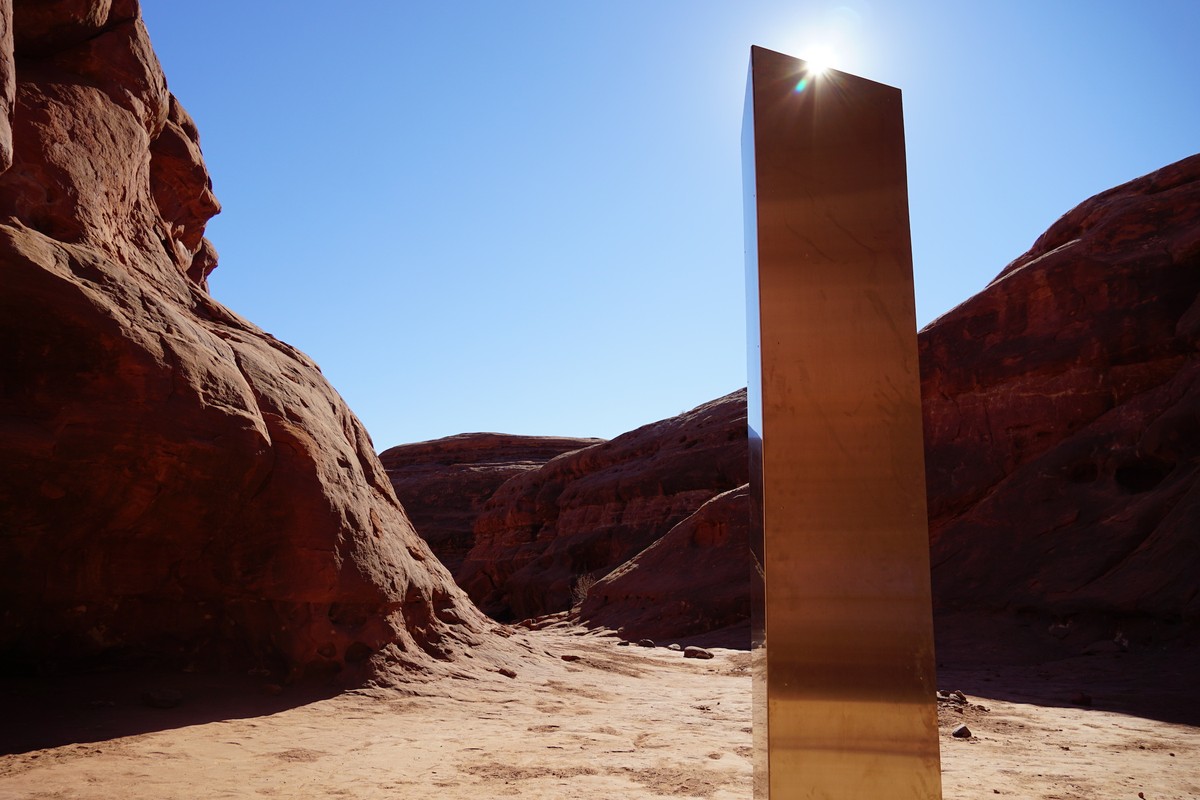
[744,46,941,798]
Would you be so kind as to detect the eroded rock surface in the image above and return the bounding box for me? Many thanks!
[457,390,748,620]
[380,433,601,574]
[578,485,751,643]
[0,0,499,682]
[922,153,1200,626]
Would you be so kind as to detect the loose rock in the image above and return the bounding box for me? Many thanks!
[684,646,714,660]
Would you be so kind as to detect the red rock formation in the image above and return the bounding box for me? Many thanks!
[578,485,751,643]
[458,390,748,620]
[0,0,498,682]
[922,153,1200,625]
[379,433,601,574]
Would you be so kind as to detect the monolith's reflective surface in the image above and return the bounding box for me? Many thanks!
[744,45,942,798]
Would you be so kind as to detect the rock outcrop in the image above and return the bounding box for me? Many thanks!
[578,485,752,643]
[922,153,1200,625]
[0,0,497,682]
[457,390,748,621]
[380,433,601,574]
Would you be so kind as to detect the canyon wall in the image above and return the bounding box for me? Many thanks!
[922,153,1200,625]
[0,0,501,683]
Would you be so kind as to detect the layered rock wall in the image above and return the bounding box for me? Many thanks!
[457,390,748,620]
[380,433,601,574]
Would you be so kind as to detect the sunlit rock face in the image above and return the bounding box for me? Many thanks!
[0,0,496,682]
[380,433,602,574]
[922,153,1200,627]
[457,390,748,621]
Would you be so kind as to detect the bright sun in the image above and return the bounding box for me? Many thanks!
[804,43,836,76]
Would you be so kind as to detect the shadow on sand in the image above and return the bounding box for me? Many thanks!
[935,611,1200,728]
[1,669,339,756]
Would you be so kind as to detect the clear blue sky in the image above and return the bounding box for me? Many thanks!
[140,1,1199,450]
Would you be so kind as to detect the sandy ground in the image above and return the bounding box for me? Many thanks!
[2,623,1197,800]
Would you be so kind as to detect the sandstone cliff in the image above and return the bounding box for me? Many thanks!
[379,433,601,574]
[922,153,1200,626]
[457,390,748,621]
[0,0,499,683]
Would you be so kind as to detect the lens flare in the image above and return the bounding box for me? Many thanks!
[793,44,835,93]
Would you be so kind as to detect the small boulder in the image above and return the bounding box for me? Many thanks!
[950,724,971,739]
[684,646,714,660]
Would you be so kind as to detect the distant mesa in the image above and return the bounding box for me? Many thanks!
[0,2,506,684]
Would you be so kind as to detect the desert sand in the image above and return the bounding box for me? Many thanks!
[2,622,1197,800]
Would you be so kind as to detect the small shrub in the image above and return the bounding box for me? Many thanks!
[571,573,597,608]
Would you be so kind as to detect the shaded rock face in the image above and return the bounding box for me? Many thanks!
[0,0,491,681]
[458,390,748,621]
[922,153,1200,624]
[578,485,752,643]
[379,433,602,574]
